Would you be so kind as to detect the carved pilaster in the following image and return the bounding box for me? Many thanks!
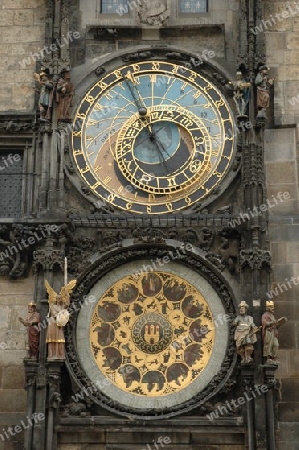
[43,0,71,75]
[44,0,54,51]
[24,361,38,450]
[37,0,71,216]
[241,367,256,450]
[238,0,248,68]
[263,365,279,449]
[46,362,64,450]
[237,0,271,339]
[31,233,67,450]
[60,0,70,65]
[255,0,266,65]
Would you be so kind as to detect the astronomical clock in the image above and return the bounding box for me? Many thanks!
[72,60,236,214]
[67,55,237,419]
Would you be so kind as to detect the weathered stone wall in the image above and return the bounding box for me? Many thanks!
[57,431,245,450]
[264,1,299,445]
[265,127,299,450]
[0,0,47,112]
[80,0,240,65]
[264,1,299,125]
[0,276,34,449]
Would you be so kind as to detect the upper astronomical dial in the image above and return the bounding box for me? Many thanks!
[72,60,236,214]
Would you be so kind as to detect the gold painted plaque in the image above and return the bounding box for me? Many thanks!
[90,272,215,396]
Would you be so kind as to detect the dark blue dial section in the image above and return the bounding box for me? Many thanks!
[134,122,180,164]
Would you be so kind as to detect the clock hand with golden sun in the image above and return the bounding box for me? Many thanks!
[123,71,172,175]
[124,70,148,118]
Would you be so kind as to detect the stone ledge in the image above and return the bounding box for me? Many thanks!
[58,416,244,428]
[269,215,299,223]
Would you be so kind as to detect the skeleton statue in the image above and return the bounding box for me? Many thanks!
[230,71,250,117]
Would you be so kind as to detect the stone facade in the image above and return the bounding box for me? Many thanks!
[0,0,47,112]
[0,277,34,449]
[263,2,299,449]
[264,1,299,125]
[265,125,299,450]
[0,0,298,449]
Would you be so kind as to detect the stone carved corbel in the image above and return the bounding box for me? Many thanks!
[132,227,165,244]
[122,51,152,63]
[61,402,88,417]
[67,236,96,278]
[33,248,64,272]
[0,119,33,132]
[0,224,63,278]
[240,248,271,271]
[217,231,240,274]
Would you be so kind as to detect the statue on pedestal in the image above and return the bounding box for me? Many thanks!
[34,70,54,122]
[56,69,74,122]
[19,302,41,359]
[255,65,275,119]
[45,279,76,360]
[262,300,287,365]
[230,71,250,118]
[232,301,259,364]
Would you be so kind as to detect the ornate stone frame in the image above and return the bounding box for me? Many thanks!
[67,46,241,214]
[65,244,237,419]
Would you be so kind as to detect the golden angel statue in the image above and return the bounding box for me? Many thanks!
[45,279,76,359]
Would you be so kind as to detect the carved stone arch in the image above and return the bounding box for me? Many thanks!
[71,45,236,117]
[64,244,238,420]
[70,48,233,136]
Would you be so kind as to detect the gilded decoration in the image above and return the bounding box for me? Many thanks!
[72,61,236,214]
[90,272,215,396]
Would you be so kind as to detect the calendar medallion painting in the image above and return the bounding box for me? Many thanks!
[76,260,230,413]
[89,271,216,396]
